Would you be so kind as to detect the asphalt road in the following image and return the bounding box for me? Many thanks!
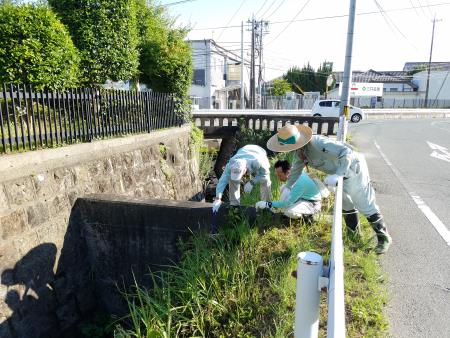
[349,118,450,338]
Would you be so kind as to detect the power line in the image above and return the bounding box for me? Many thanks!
[189,2,450,31]
[254,0,270,17]
[416,0,430,17]
[259,0,279,19]
[372,0,419,50]
[266,0,311,45]
[216,0,248,41]
[409,0,421,16]
[265,0,288,20]
[160,0,199,6]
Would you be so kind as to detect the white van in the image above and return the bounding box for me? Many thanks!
[311,100,364,123]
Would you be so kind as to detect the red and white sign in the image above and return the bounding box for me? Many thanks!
[339,82,383,97]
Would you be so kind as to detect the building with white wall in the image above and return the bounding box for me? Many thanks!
[189,39,249,109]
[329,63,450,108]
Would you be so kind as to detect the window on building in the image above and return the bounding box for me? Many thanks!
[193,69,205,86]
[389,88,398,92]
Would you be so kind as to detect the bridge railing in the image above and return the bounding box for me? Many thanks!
[192,110,339,137]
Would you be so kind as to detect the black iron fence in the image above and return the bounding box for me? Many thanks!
[0,83,183,154]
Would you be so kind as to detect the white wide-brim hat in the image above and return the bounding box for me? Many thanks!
[230,159,247,181]
[266,124,313,152]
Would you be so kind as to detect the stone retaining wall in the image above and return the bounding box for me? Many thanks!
[0,125,203,337]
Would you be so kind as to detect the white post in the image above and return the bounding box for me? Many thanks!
[295,252,323,338]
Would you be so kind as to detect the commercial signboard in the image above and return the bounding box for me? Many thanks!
[339,82,383,97]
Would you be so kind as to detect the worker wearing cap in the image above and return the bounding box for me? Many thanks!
[266,124,392,254]
[212,144,271,212]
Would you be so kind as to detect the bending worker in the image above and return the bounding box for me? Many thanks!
[255,160,321,221]
[212,144,271,212]
[266,124,392,254]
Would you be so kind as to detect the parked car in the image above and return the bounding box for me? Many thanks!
[311,100,364,123]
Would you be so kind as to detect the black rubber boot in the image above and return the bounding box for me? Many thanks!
[343,209,361,234]
[367,213,392,254]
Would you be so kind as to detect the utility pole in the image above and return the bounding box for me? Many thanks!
[338,0,356,142]
[248,17,256,109]
[247,17,269,109]
[241,21,245,109]
[257,21,269,109]
[424,17,441,108]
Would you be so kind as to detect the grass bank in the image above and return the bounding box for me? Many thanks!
[110,160,388,337]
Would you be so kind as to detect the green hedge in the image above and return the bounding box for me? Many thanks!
[0,4,80,90]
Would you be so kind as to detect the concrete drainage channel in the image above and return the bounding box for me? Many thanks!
[14,195,238,337]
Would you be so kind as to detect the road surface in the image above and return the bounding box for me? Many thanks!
[349,118,450,338]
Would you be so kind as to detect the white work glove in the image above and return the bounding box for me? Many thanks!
[212,199,222,213]
[324,174,342,187]
[244,182,253,193]
[255,201,269,210]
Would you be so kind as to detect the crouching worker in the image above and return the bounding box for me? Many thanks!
[266,124,392,254]
[255,160,321,221]
[212,144,271,213]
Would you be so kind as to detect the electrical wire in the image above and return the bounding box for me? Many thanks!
[161,0,199,6]
[409,0,421,16]
[259,0,279,19]
[265,0,287,20]
[216,0,248,41]
[372,0,419,50]
[416,0,430,17]
[266,0,311,45]
[254,0,270,18]
[189,1,450,31]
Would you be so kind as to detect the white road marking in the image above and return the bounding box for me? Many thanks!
[427,141,450,163]
[374,141,450,247]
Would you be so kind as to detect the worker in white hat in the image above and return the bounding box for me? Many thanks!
[266,124,392,254]
[212,144,271,213]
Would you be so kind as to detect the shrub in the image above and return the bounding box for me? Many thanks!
[49,0,139,86]
[0,4,80,90]
[135,0,193,98]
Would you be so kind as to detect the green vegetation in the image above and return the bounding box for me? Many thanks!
[135,0,193,98]
[113,160,388,337]
[48,0,139,86]
[0,4,80,90]
[235,119,273,154]
[284,61,334,94]
[271,78,292,96]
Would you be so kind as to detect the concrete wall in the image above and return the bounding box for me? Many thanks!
[62,196,230,322]
[0,125,203,337]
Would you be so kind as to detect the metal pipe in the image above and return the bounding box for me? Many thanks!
[294,252,323,338]
[327,177,346,338]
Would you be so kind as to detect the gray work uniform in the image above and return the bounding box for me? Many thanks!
[216,145,272,205]
[286,135,380,217]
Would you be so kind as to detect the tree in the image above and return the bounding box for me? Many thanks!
[48,0,139,85]
[271,78,291,96]
[0,4,80,90]
[135,0,192,98]
[283,61,333,94]
[317,61,334,92]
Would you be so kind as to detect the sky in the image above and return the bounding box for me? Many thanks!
[163,0,450,81]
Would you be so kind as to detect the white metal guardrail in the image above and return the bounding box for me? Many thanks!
[326,176,346,338]
[294,118,347,338]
